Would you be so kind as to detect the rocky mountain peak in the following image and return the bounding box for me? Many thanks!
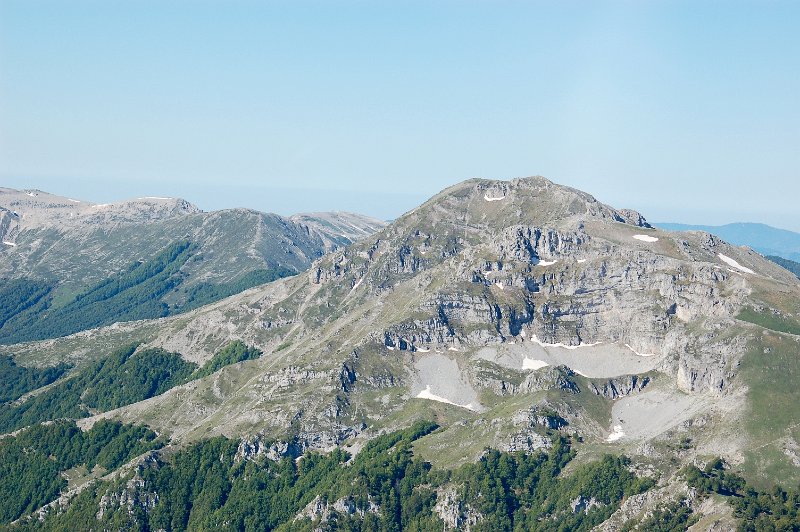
[398,177,651,239]
[0,187,201,236]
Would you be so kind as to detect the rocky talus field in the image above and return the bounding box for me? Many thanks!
[3,177,800,530]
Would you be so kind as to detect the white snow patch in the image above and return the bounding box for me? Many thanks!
[386,346,395,351]
[416,385,478,411]
[718,253,755,274]
[537,260,557,266]
[448,347,459,352]
[67,198,80,203]
[25,192,36,197]
[92,203,111,208]
[349,277,364,293]
[2,241,17,247]
[483,194,504,202]
[415,347,430,353]
[495,282,504,290]
[633,234,659,243]
[606,425,626,442]
[143,196,171,200]
[572,368,589,377]
[624,344,657,357]
[530,334,601,350]
[577,259,587,263]
[522,358,549,371]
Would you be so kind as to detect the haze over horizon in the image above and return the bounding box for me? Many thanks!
[1,1,798,230]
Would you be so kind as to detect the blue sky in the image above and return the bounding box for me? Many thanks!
[1,1,798,229]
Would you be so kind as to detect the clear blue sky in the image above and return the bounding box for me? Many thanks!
[1,1,798,229]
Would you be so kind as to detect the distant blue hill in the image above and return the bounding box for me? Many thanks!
[655,222,800,263]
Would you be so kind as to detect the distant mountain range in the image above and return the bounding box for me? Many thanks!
[0,187,386,344]
[656,222,800,262]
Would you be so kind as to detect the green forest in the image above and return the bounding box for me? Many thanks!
[7,422,655,532]
[0,354,69,403]
[2,418,798,530]
[683,459,800,531]
[0,344,197,432]
[0,419,162,524]
[767,255,800,278]
[0,241,296,344]
[0,341,263,433]
[193,340,263,379]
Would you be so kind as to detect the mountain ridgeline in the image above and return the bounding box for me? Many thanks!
[0,188,386,343]
[657,221,800,262]
[3,177,800,530]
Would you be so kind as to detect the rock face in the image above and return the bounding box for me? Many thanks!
[590,375,651,399]
[434,488,481,531]
[9,175,800,489]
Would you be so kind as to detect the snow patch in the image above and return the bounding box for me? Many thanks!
[530,334,601,350]
[416,385,478,411]
[415,347,430,353]
[577,259,587,263]
[718,253,755,274]
[386,346,395,351]
[633,234,659,243]
[143,196,171,200]
[349,277,364,293]
[2,241,17,247]
[624,344,657,357]
[495,282,504,290]
[522,358,549,371]
[606,425,625,442]
[92,203,111,208]
[484,194,504,202]
[25,192,36,197]
[447,347,459,352]
[572,368,589,377]
[537,259,557,266]
[67,198,80,203]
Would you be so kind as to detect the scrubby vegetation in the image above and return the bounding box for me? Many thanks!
[685,458,800,531]
[178,268,295,313]
[11,423,656,531]
[625,499,698,532]
[193,340,263,379]
[0,354,69,403]
[737,306,800,336]
[0,419,162,524]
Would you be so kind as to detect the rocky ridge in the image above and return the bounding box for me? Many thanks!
[8,176,800,508]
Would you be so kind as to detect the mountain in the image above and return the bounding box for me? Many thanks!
[0,187,385,344]
[766,255,800,278]
[657,221,800,262]
[4,177,800,529]
[289,211,388,251]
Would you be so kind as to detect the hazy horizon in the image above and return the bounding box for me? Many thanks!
[4,175,800,235]
[2,1,798,230]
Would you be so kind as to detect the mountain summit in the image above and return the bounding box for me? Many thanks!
[4,177,800,529]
